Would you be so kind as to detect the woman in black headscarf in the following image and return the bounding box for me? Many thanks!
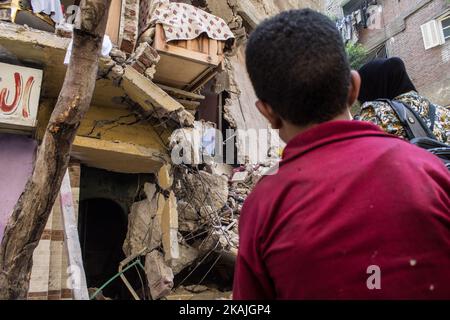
[358,57,417,104]
[355,57,450,143]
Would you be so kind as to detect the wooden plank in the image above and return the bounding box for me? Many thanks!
[153,24,167,52]
[105,0,122,45]
[209,39,218,59]
[186,38,194,51]
[189,70,219,92]
[153,24,219,65]
[175,98,201,110]
[217,41,224,55]
[188,37,202,52]
[60,170,89,301]
[156,84,205,101]
[202,37,209,55]
[159,42,221,66]
[154,53,210,89]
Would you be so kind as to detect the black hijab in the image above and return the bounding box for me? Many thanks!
[358,57,417,104]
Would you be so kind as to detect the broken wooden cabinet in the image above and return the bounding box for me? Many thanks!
[152,24,225,93]
[104,0,123,45]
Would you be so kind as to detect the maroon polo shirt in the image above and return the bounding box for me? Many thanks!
[233,120,450,300]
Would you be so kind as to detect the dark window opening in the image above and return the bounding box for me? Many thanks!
[442,16,450,42]
[343,0,364,16]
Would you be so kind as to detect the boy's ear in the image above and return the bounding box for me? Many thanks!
[256,100,283,129]
[348,70,361,106]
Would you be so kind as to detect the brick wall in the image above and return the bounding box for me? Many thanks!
[385,0,450,105]
[328,0,450,106]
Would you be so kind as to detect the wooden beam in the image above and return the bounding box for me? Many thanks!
[156,84,205,101]
[176,99,201,110]
[60,170,89,301]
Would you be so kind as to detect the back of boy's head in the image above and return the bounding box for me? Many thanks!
[246,9,351,127]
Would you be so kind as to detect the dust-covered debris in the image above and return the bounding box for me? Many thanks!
[145,250,174,300]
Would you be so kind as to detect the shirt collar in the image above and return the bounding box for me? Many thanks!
[282,120,392,163]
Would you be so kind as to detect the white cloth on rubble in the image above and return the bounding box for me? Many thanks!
[149,0,234,42]
[64,35,113,65]
[31,0,64,24]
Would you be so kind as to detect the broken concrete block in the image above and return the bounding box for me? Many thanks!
[209,163,233,178]
[187,171,229,214]
[162,192,180,261]
[199,205,213,219]
[177,201,198,221]
[170,127,202,166]
[145,65,157,79]
[130,42,160,74]
[158,164,173,190]
[231,171,248,182]
[144,182,157,201]
[179,220,199,233]
[110,48,126,64]
[123,196,157,256]
[55,23,73,38]
[171,244,200,275]
[107,65,125,82]
[174,109,196,127]
[138,27,155,44]
[145,250,174,300]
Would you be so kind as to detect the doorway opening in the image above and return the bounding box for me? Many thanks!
[78,198,139,299]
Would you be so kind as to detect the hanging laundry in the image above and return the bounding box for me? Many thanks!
[351,18,359,43]
[31,0,64,24]
[335,1,378,44]
[64,35,113,65]
[345,15,353,42]
[354,9,362,25]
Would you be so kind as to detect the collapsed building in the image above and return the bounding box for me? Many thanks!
[0,0,323,300]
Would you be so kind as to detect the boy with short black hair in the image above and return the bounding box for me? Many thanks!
[233,9,450,300]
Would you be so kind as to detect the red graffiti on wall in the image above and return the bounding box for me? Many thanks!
[0,72,35,118]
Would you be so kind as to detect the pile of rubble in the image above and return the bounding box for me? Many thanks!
[121,148,279,300]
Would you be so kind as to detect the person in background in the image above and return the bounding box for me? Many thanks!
[233,9,450,300]
[355,57,450,143]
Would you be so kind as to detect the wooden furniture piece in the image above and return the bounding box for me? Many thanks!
[152,24,225,92]
[105,0,123,45]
